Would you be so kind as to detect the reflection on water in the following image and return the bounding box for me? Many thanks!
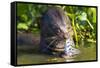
[65,59,74,62]
[17,42,96,65]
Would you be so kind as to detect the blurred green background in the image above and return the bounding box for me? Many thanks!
[16,3,97,65]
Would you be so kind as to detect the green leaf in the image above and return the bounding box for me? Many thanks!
[20,14,28,22]
[78,12,87,21]
[91,8,96,23]
[17,23,28,30]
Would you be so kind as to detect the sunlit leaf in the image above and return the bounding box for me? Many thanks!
[17,23,28,30]
[20,14,28,22]
[78,12,87,21]
[91,8,96,23]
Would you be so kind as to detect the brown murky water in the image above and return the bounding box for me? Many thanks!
[17,33,96,65]
[17,42,96,65]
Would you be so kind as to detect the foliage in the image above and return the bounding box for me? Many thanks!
[17,3,97,47]
[62,6,96,47]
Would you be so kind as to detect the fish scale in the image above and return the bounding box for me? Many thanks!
[64,38,80,56]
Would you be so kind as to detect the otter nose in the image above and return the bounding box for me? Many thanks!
[63,34,68,39]
[63,33,69,39]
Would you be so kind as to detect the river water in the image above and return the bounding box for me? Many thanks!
[17,41,96,65]
[17,34,96,65]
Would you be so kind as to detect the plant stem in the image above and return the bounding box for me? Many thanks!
[72,15,79,48]
[86,19,94,30]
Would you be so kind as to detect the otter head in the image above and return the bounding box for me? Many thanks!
[40,7,74,55]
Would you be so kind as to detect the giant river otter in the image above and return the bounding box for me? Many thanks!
[40,7,80,57]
